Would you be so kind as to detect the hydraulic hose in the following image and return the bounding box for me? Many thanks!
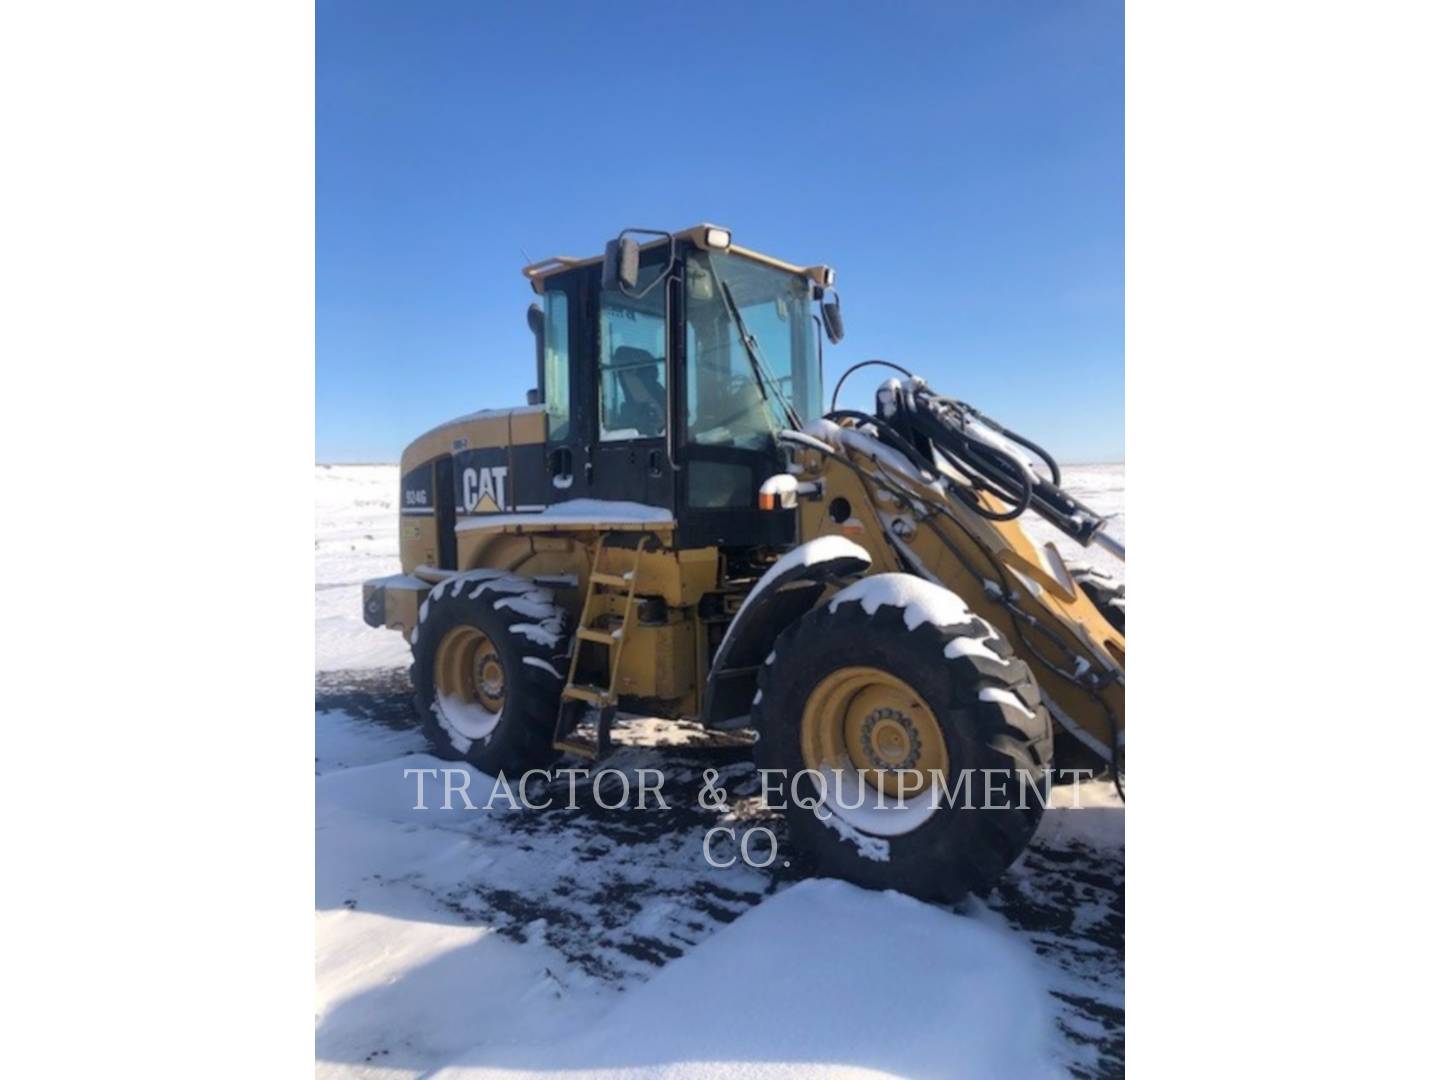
[829,360,913,413]
[824,363,1121,554]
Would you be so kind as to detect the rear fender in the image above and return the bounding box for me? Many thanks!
[701,537,872,728]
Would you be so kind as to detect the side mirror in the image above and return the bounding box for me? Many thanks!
[821,292,845,344]
[601,228,674,297]
[526,388,541,406]
[602,236,640,292]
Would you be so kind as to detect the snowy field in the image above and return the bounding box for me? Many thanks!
[316,463,1125,1079]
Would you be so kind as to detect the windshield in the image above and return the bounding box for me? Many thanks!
[685,250,820,451]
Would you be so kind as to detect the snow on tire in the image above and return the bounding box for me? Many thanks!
[752,573,1053,902]
[409,570,570,775]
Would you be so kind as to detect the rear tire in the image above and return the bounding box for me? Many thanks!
[409,571,570,776]
[753,573,1053,902]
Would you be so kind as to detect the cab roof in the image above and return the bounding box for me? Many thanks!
[519,223,835,294]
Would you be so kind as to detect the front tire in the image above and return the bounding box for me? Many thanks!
[753,573,1053,902]
[410,571,569,775]
[1071,564,1125,634]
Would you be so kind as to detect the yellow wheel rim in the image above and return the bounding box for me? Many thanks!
[434,625,506,715]
[800,666,948,798]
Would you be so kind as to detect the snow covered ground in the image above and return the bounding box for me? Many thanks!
[316,463,1125,1079]
[316,465,414,672]
[1024,462,1125,583]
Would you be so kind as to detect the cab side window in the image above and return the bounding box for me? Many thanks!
[597,277,666,442]
[542,290,570,442]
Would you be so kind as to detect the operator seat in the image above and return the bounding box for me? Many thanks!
[611,346,666,438]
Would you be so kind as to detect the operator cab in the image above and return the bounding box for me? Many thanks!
[522,224,843,551]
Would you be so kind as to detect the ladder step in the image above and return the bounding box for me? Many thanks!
[590,571,632,588]
[553,701,616,760]
[577,627,619,645]
[562,684,614,705]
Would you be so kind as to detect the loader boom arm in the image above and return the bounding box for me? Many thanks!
[776,374,1126,776]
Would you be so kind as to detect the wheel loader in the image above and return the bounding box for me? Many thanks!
[362,224,1125,900]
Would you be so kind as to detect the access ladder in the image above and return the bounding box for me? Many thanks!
[552,535,651,759]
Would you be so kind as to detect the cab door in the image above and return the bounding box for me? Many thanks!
[674,250,796,550]
[585,253,676,512]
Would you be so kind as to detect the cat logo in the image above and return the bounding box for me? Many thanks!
[461,465,508,513]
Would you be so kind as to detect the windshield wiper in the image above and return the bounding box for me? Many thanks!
[719,279,803,431]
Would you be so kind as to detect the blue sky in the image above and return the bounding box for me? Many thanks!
[318,1,1122,462]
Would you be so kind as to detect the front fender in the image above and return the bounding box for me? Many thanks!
[701,537,872,728]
